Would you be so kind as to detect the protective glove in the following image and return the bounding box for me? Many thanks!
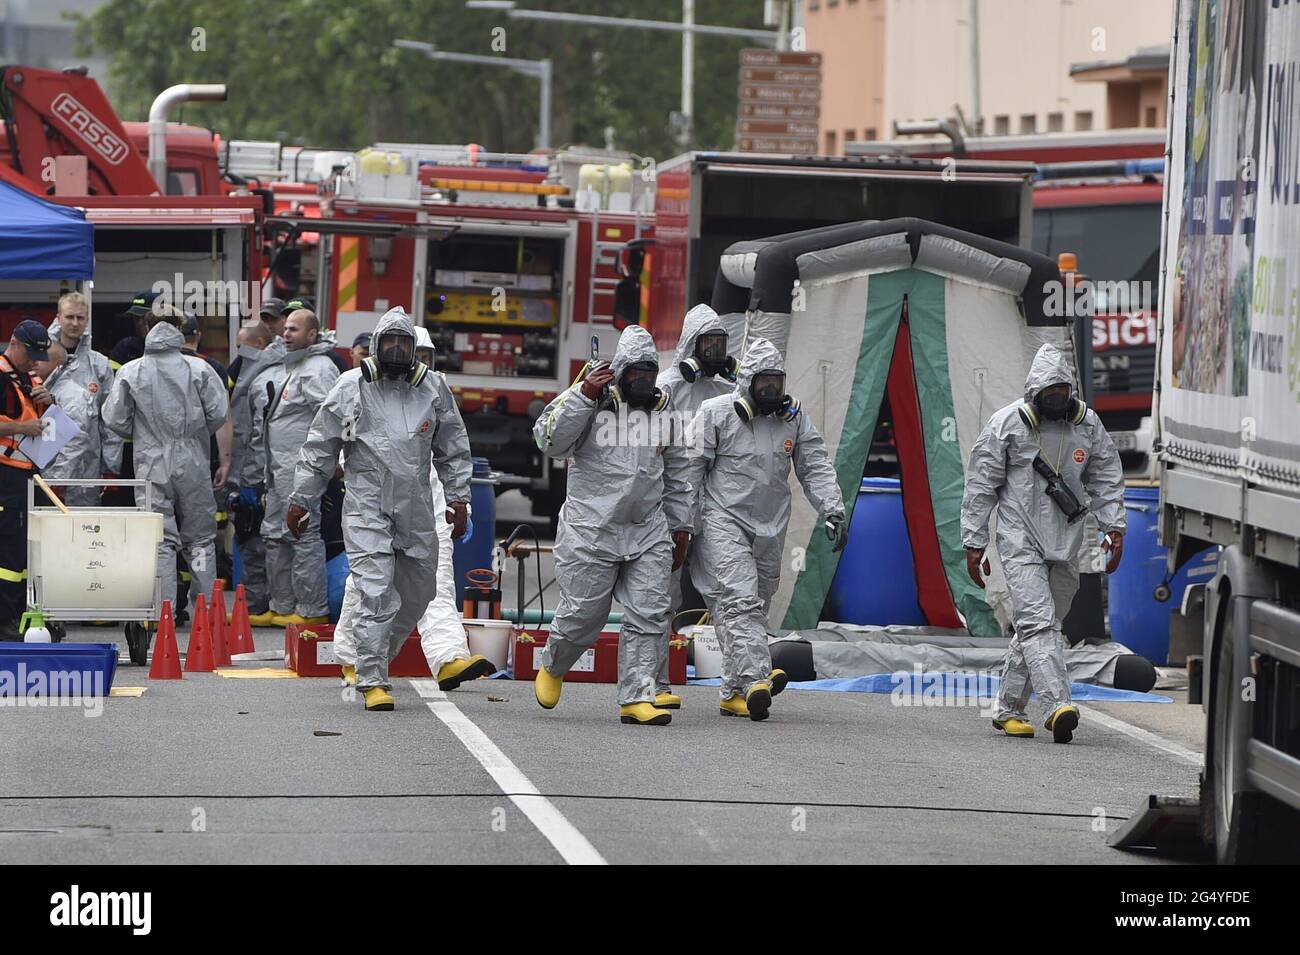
[1103,530,1124,573]
[965,547,992,589]
[825,513,848,553]
[287,502,309,539]
[446,500,468,540]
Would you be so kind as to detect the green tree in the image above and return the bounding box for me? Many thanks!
[76,0,766,158]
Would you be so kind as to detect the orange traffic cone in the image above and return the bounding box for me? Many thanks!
[149,600,184,680]
[211,580,232,666]
[228,583,255,656]
[185,595,215,673]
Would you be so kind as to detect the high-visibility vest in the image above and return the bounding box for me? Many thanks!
[0,355,40,471]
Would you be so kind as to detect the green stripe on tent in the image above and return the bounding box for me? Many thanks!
[903,272,1000,636]
[780,271,901,630]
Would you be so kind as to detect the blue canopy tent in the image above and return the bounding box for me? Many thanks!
[0,179,94,280]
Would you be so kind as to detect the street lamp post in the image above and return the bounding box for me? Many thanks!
[465,1,781,150]
[393,38,553,149]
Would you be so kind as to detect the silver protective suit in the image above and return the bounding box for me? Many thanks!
[228,339,286,613]
[653,304,734,693]
[291,309,472,691]
[684,336,845,701]
[263,341,339,617]
[532,324,692,706]
[103,322,229,613]
[960,343,1126,721]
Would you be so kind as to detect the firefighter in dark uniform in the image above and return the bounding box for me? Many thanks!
[0,320,53,640]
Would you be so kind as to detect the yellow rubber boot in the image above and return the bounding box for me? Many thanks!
[1046,704,1080,743]
[437,655,495,691]
[654,691,682,709]
[618,702,672,725]
[247,611,278,627]
[745,680,773,722]
[992,717,1035,738]
[719,695,750,718]
[363,687,394,711]
[535,667,563,709]
[769,668,789,697]
[341,664,357,687]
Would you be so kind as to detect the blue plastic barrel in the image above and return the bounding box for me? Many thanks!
[827,478,926,625]
[1107,486,1218,664]
[452,458,499,605]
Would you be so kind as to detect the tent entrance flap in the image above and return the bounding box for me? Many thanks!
[887,297,963,629]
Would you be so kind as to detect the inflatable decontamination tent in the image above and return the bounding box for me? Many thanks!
[712,218,1071,637]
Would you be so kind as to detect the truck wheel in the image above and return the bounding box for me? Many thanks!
[1204,601,1300,863]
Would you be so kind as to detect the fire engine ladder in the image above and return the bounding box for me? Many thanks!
[586,207,646,327]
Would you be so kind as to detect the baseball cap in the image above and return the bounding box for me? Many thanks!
[352,332,371,349]
[123,290,161,318]
[13,319,51,361]
[180,311,201,336]
[259,297,287,319]
[282,296,315,316]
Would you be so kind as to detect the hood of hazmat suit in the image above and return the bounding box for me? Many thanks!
[1023,341,1074,404]
[657,304,735,419]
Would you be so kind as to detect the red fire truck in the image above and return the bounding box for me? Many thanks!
[236,143,653,526]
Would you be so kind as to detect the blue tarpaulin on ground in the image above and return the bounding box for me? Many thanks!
[0,179,94,279]
[689,671,1172,703]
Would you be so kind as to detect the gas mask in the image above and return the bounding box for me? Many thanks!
[734,368,799,423]
[615,361,664,411]
[751,369,788,416]
[1035,385,1073,421]
[679,331,736,383]
[376,330,415,379]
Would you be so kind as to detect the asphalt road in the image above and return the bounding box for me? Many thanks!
[0,614,1204,865]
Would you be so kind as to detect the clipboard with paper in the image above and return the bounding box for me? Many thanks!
[16,404,82,470]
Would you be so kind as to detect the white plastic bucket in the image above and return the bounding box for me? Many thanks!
[463,618,514,672]
[685,624,722,679]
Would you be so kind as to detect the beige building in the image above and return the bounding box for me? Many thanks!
[803,0,1174,155]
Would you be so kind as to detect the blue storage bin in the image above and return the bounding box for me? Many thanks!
[0,642,118,696]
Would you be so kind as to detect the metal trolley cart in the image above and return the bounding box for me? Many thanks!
[27,478,164,666]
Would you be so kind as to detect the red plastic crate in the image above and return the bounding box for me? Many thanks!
[284,623,433,678]
[512,628,687,684]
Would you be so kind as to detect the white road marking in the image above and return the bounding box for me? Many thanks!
[410,679,607,865]
[1078,705,1203,767]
